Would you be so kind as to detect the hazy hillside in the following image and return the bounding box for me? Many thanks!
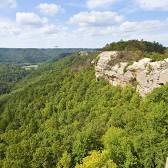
[0,48,96,64]
[0,48,168,167]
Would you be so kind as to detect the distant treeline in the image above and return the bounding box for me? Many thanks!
[103,40,167,53]
[0,48,97,64]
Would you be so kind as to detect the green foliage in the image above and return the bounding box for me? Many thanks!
[0,64,30,95]
[0,52,168,168]
[144,49,168,61]
[103,40,166,54]
[103,40,168,62]
[57,151,71,168]
[75,150,117,168]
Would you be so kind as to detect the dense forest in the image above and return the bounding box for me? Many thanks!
[0,64,30,95]
[0,48,96,64]
[103,40,168,62]
[0,48,168,168]
[103,40,166,54]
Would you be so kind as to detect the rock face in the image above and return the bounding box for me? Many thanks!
[79,51,89,56]
[95,51,168,97]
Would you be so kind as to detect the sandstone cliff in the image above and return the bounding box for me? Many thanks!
[95,51,168,97]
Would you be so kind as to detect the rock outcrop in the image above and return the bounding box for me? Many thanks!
[79,51,89,56]
[95,51,168,97]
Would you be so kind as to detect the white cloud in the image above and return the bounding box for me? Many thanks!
[16,12,48,27]
[0,6,168,48]
[37,3,63,16]
[135,0,168,10]
[0,20,20,35]
[69,11,124,27]
[14,12,65,37]
[71,16,168,48]
[39,25,67,35]
[87,0,118,9]
[0,0,16,8]
[0,17,68,48]
[120,20,168,33]
[65,17,168,47]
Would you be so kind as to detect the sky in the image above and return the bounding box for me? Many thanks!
[0,0,168,48]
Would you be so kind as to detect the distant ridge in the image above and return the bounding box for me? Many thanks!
[0,48,97,64]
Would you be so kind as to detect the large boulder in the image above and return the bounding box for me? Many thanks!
[95,51,168,97]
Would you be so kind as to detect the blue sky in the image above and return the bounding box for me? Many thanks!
[0,0,168,48]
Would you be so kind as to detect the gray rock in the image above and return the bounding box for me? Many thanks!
[95,51,168,97]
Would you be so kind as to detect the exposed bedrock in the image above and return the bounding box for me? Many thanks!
[95,51,168,96]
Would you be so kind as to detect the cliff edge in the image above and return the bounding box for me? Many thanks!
[95,51,168,96]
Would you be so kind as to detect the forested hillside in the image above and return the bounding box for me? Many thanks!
[0,52,168,168]
[0,64,30,95]
[0,48,96,64]
[103,40,166,53]
[102,40,168,62]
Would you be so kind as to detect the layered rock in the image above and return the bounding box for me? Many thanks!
[95,51,168,96]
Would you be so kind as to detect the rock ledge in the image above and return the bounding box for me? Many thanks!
[95,51,168,96]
